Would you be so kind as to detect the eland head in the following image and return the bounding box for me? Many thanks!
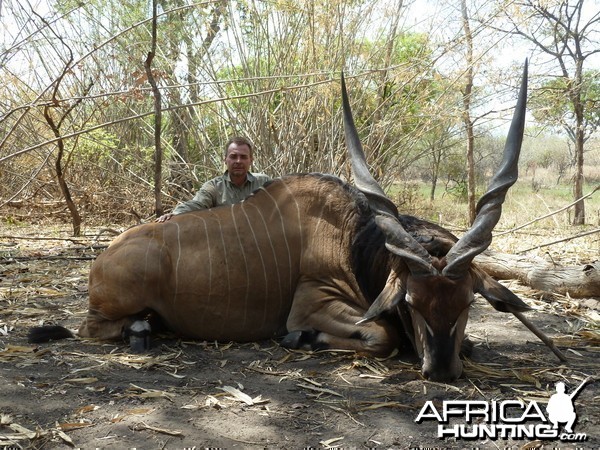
[343,63,530,381]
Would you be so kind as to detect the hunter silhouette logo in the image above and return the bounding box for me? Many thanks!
[415,377,592,442]
[546,379,588,434]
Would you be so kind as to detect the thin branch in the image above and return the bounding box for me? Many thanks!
[2,255,99,262]
[0,76,338,164]
[517,227,600,254]
[497,185,600,236]
[0,149,53,209]
[512,311,568,363]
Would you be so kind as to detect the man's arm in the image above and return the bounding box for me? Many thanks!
[156,181,218,222]
[172,182,218,214]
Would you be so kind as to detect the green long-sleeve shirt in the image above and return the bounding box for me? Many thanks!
[172,171,271,214]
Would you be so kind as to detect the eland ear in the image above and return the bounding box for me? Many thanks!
[374,215,435,277]
[473,268,531,313]
[358,275,404,324]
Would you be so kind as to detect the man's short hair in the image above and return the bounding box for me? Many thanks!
[225,136,253,157]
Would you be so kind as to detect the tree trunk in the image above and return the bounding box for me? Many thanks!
[145,0,163,218]
[43,105,82,237]
[572,83,586,225]
[430,148,441,202]
[476,252,600,298]
[501,1,596,224]
[461,0,476,224]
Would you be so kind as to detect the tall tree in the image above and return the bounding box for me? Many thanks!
[145,0,163,217]
[499,0,600,225]
[0,0,460,223]
[460,0,477,224]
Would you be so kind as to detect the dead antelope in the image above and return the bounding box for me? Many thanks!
[30,62,561,381]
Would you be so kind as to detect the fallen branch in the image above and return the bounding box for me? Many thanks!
[132,422,182,436]
[476,251,600,298]
[0,234,110,243]
[2,254,100,262]
[511,311,568,363]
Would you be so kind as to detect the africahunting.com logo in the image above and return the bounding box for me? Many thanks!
[415,378,591,442]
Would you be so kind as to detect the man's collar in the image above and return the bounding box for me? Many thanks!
[223,170,255,184]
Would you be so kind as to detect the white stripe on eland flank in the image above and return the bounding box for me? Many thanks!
[309,198,329,257]
[230,204,251,330]
[172,221,182,302]
[280,181,303,256]
[200,216,212,297]
[142,228,154,286]
[213,209,231,333]
[158,236,168,298]
[240,201,270,329]
[245,200,283,306]
[261,187,295,301]
[186,214,213,328]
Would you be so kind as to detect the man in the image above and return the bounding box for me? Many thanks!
[156,136,270,222]
[546,381,577,433]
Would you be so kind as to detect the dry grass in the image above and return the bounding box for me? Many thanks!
[1,218,598,448]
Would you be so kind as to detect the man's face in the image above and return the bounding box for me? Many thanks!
[225,143,253,179]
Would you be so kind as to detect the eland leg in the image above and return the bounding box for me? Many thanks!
[79,311,153,352]
[283,283,400,357]
[78,310,137,340]
[125,320,152,352]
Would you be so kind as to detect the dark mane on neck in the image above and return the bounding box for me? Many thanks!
[351,217,389,304]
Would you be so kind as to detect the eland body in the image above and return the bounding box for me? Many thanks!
[30,65,530,381]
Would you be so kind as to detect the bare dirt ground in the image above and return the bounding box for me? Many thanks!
[1,225,599,449]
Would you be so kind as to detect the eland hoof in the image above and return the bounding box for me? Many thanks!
[280,329,319,350]
[460,337,474,357]
[128,320,151,353]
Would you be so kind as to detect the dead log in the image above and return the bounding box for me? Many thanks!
[475,252,600,299]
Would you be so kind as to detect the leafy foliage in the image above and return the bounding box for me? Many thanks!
[2,0,598,227]
[530,71,600,141]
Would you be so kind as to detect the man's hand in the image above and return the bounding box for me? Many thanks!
[156,213,174,223]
